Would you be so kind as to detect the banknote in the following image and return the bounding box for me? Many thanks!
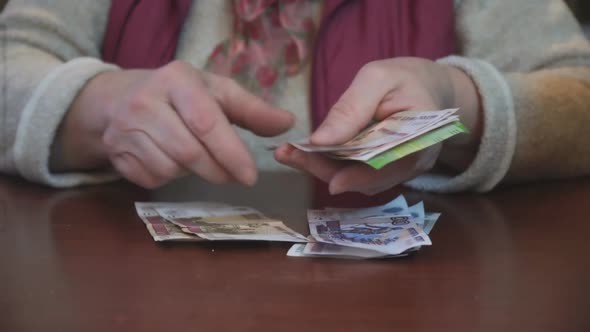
[288,109,467,170]
[307,210,430,255]
[364,122,468,169]
[409,201,425,222]
[135,197,440,258]
[135,202,229,241]
[289,224,428,258]
[288,196,440,259]
[287,242,404,259]
[329,117,461,160]
[324,194,410,220]
[292,109,459,153]
[423,212,441,235]
[156,205,307,242]
[136,208,197,242]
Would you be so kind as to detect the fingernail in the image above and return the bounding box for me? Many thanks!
[312,123,341,145]
[239,167,257,186]
[282,144,295,156]
[310,129,329,144]
[275,144,292,159]
[289,149,306,167]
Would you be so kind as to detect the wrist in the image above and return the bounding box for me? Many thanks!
[50,71,118,172]
[445,64,483,149]
[434,64,483,173]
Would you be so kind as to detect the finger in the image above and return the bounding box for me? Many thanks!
[274,144,345,183]
[113,130,186,183]
[205,73,295,137]
[127,101,232,184]
[111,153,162,189]
[329,147,439,195]
[311,62,397,145]
[329,163,409,196]
[374,87,438,121]
[168,73,257,185]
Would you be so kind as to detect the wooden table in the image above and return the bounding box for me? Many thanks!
[2,173,590,332]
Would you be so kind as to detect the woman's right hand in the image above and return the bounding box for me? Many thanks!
[52,60,294,188]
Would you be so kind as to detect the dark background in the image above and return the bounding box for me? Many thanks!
[568,0,590,22]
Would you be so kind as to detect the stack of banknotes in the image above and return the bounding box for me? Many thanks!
[290,108,467,169]
[135,202,307,242]
[287,195,440,259]
[135,195,439,259]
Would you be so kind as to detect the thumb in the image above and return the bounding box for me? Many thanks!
[208,74,295,137]
[310,64,395,145]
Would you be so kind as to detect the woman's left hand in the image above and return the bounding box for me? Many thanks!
[274,57,482,195]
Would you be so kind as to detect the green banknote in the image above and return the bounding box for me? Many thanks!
[365,122,469,170]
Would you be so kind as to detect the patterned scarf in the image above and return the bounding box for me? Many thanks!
[205,0,316,102]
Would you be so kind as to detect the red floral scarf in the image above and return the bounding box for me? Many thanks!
[205,0,316,102]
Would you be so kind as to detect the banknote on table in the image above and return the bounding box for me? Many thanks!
[135,197,438,257]
[289,109,468,169]
[287,195,441,259]
[135,201,229,242]
[323,194,410,220]
[307,211,428,255]
[156,205,307,242]
[136,202,306,243]
[287,212,441,259]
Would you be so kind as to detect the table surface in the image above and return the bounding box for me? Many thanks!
[1,173,590,332]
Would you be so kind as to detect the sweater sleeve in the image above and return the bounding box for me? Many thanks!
[0,0,120,187]
[406,0,590,192]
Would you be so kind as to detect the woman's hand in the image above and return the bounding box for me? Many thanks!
[52,60,294,188]
[275,57,482,195]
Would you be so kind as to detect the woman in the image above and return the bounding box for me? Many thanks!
[1,0,590,195]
